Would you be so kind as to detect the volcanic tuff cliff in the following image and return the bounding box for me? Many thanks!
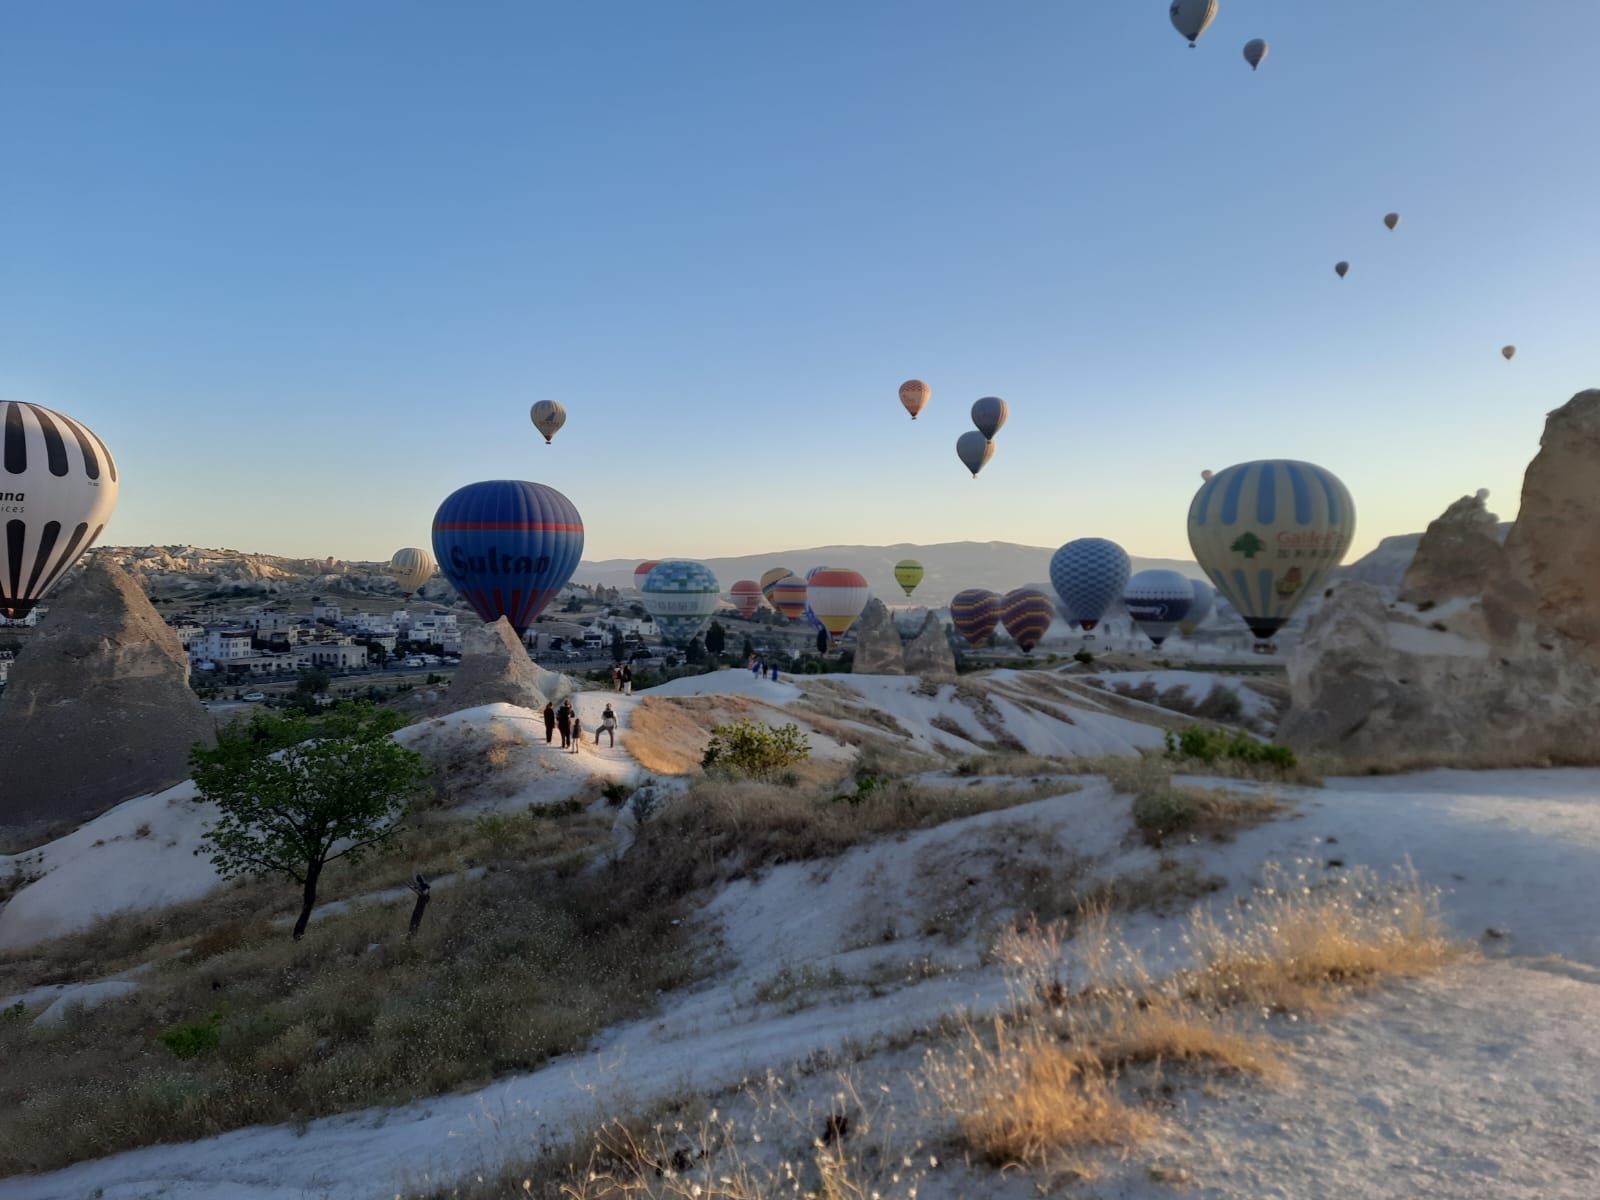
[0,555,216,831]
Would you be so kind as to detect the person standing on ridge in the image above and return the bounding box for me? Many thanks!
[597,703,618,746]
[570,712,583,752]
[542,701,556,744]
[556,700,572,749]
[622,663,633,696]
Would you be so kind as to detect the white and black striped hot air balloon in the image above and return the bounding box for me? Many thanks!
[0,401,119,620]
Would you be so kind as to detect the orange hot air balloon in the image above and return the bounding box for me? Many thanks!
[769,574,808,621]
[729,579,763,617]
[899,379,930,420]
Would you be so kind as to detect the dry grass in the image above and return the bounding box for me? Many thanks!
[0,808,699,1176]
[624,774,1077,902]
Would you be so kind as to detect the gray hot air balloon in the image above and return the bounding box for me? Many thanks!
[1502,345,1517,360]
[970,396,1009,440]
[1384,212,1401,230]
[956,431,994,478]
[1243,39,1268,70]
[1169,0,1219,47]
[1335,261,1350,279]
[529,400,566,445]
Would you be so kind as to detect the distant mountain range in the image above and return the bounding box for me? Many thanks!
[97,532,1438,610]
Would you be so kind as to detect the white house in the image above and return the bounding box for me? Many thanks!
[302,643,369,671]
[190,628,254,666]
[168,621,205,650]
[312,602,342,623]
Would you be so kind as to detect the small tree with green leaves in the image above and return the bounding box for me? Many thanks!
[700,718,811,780]
[704,620,726,659]
[190,702,431,939]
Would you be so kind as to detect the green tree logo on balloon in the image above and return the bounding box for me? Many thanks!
[1230,532,1266,558]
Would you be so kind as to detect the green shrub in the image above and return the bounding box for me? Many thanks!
[700,719,811,780]
[830,774,889,806]
[157,1010,223,1060]
[1166,726,1296,770]
[1073,650,1094,665]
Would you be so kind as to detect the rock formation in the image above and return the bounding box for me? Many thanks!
[1284,390,1600,765]
[903,612,958,677]
[0,555,216,832]
[1398,490,1509,607]
[439,617,571,712]
[1504,389,1600,654]
[850,599,905,676]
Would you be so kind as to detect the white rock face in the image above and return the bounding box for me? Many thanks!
[851,599,905,676]
[439,617,571,713]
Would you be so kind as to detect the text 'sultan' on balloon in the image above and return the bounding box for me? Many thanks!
[432,480,584,634]
[898,380,930,420]
[0,402,120,620]
[970,396,1008,440]
[957,431,995,478]
[1000,587,1055,654]
[1048,538,1131,632]
[893,559,924,597]
[389,547,436,598]
[1187,459,1356,642]
[1169,0,1218,47]
[530,401,567,445]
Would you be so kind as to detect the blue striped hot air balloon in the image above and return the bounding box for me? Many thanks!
[431,480,584,634]
[1187,460,1356,642]
[950,588,1001,646]
[1048,538,1131,632]
[1000,587,1055,654]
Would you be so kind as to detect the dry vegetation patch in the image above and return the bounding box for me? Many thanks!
[0,808,696,1176]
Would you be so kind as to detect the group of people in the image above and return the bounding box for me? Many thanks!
[609,662,634,694]
[541,697,619,751]
[747,655,781,682]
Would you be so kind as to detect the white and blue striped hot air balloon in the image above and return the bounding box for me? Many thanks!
[640,560,721,644]
[1123,569,1195,648]
[1187,460,1356,642]
[0,401,119,620]
[1048,538,1131,632]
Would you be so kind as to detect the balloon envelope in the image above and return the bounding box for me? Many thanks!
[899,380,930,420]
[950,588,1000,646]
[1335,261,1350,278]
[1178,578,1215,636]
[957,431,994,478]
[1384,212,1401,230]
[1000,587,1055,654]
[633,561,661,592]
[1201,469,1214,482]
[769,574,808,621]
[730,579,763,617]
[432,480,584,634]
[388,547,436,598]
[529,401,566,445]
[1502,345,1517,360]
[1243,38,1268,69]
[641,560,722,643]
[1049,538,1131,632]
[0,402,119,620]
[1170,0,1218,45]
[970,396,1008,439]
[1123,569,1195,647]
[807,567,871,645]
[1187,459,1356,641]
[893,559,924,596]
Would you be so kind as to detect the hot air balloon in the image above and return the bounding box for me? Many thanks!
[1335,261,1350,279]
[893,559,924,597]
[770,574,808,621]
[640,560,722,643]
[970,396,1008,440]
[729,579,763,617]
[529,401,566,445]
[1178,578,1215,636]
[0,402,119,620]
[1384,212,1401,231]
[950,588,1001,646]
[1123,570,1195,648]
[1243,38,1268,69]
[899,380,930,420]
[1201,469,1214,482]
[806,567,871,646]
[1502,345,1517,361]
[957,431,994,478]
[1048,538,1131,632]
[633,561,661,592]
[432,480,584,634]
[1187,459,1356,642]
[759,566,793,611]
[1170,0,1218,47]
[1000,587,1055,654]
[389,547,436,598]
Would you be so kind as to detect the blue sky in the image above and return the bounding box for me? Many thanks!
[3,1,1596,565]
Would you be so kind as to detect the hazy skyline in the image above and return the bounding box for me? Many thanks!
[3,2,1594,565]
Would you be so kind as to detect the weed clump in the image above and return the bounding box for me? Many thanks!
[700,719,811,780]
